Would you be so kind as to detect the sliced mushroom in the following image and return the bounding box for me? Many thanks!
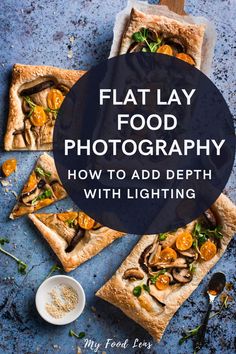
[148,284,171,306]
[148,243,162,266]
[153,257,188,269]
[50,181,67,199]
[22,98,31,114]
[203,209,217,227]
[128,42,146,53]
[24,119,35,146]
[160,233,178,248]
[146,29,159,42]
[20,79,55,96]
[139,244,153,273]
[164,37,186,54]
[172,268,193,283]
[21,187,40,205]
[178,247,198,261]
[56,83,70,95]
[65,227,85,252]
[123,268,144,280]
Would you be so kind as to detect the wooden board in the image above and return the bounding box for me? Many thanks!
[159,0,186,15]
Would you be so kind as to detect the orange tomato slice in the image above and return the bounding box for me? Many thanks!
[176,53,195,66]
[30,106,47,127]
[157,45,173,56]
[58,211,78,222]
[155,274,170,290]
[22,172,38,193]
[78,211,95,230]
[34,198,53,210]
[200,240,217,261]
[176,231,193,251]
[160,247,177,262]
[47,89,64,110]
[2,159,17,177]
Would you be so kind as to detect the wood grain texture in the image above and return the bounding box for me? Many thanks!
[159,0,186,15]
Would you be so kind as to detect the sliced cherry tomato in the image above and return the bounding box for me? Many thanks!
[176,231,193,251]
[200,240,217,261]
[176,53,195,66]
[2,159,17,177]
[22,172,38,194]
[58,211,78,222]
[160,247,177,262]
[34,198,53,210]
[155,274,170,290]
[30,106,47,127]
[157,45,173,56]
[47,89,64,110]
[78,211,95,230]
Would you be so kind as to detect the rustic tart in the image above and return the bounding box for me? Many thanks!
[97,194,236,341]
[4,64,85,151]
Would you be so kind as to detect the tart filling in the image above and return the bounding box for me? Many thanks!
[10,153,67,219]
[4,64,85,151]
[29,211,124,272]
[96,194,236,341]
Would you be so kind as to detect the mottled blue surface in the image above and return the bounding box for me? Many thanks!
[0,1,235,354]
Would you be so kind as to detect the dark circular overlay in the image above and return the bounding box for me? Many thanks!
[53,53,235,234]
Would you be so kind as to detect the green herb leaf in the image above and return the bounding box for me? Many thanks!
[47,264,62,278]
[189,262,196,273]
[69,330,86,339]
[133,285,142,297]
[17,260,27,274]
[66,219,76,228]
[142,284,150,293]
[179,325,201,345]
[158,233,167,241]
[149,42,159,52]
[0,246,27,275]
[32,189,53,205]
[24,96,36,109]
[0,238,9,245]
[193,222,222,247]
[35,166,51,178]
[132,28,148,42]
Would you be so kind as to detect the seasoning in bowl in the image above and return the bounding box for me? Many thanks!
[36,275,86,325]
[45,284,79,319]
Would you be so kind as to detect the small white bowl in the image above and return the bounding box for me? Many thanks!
[35,275,86,325]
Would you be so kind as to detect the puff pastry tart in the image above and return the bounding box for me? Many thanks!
[96,194,236,341]
[4,64,85,151]
[29,211,125,272]
[10,153,67,219]
[119,8,205,69]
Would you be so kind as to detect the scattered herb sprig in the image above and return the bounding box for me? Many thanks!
[0,238,9,245]
[46,264,62,278]
[35,166,51,178]
[158,233,167,241]
[32,188,53,205]
[193,223,223,248]
[132,28,162,52]
[179,294,231,345]
[0,243,27,274]
[69,330,86,339]
[133,283,150,297]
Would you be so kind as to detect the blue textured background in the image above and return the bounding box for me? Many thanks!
[0,1,235,354]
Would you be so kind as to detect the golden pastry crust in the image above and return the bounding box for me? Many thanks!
[10,153,67,219]
[96,194,236,341]
[4,64,85,151]
[28,212,125,272]
[120,8,205,69]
